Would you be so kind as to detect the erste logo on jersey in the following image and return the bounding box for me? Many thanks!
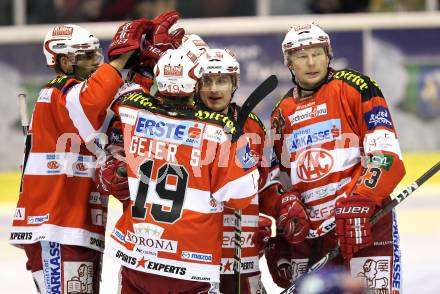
[364,106,393,130]
[288,103,327,125]
[134,112,205,147]
[296,148,334,182]
[286,119,341,153]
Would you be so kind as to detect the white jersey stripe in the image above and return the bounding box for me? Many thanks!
[290,147,360,185]
[106,239,221,282]
[212,169,259,202]
[221,256,260,274]
[301,177,351,204]
[65,83,98,142]
[128,177,225,214]
[9,224,105,252]
[24,152,95,178]
[223,214,258,228]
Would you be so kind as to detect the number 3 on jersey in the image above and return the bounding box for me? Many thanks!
[132,160,188,224]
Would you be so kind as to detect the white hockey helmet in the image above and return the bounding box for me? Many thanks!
[196,48,240,88]
[154,47,199,97]
[282,23,332,66]
[180,34,209,58]
[43,24,101,67]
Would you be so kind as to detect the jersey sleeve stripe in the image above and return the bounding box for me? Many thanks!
[212,169,259,202]
[24,152,95,177]
[65,83,99,142]
[290,147,360,185]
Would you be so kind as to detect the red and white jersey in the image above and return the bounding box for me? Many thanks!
[221,104,280,276]
[271,69,405,239]
[106,94,259,283]
[10,64,123,252]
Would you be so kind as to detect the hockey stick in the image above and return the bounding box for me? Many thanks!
[234,208,242,294]
[18,93,29,135]
[233,76,277,294]
[281,160,440,294]
[237,75,278,131]
[18,93,31,192]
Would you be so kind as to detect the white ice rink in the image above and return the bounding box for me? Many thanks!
[1,186,439,293]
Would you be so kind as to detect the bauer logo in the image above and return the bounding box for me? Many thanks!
[364,106,393,130]
[181,251,213,263]
[134,113,204,147]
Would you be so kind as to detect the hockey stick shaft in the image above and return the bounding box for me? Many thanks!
[18,93,31,192]
[234,209,242,294]
[18,93,29,135]
[282,160,440,294]
[238,75,278,130]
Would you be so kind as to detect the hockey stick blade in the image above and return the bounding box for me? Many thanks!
[238,75,278,130]
[281,160,440,294]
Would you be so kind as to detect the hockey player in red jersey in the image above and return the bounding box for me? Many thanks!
[268,23,406,293]
[10,13,184,293]
[196,48,281,294]
[103,47,259,294]
[95,33,205,204]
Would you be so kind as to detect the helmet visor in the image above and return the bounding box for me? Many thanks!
[199,74,235,92]
[68,48,103,68]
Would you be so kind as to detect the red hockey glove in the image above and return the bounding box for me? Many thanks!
[138,42,166,68]
[252,215,272,257]
[108,18,154,62]
[265,236,293,289]
[335,194,376,259]
[276,191,310,244]
[95,157,129,202]
[138,11,185,68]
[152,10,185,48]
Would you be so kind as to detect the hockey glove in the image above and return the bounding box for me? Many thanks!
[139,10,185,68]
[335,193,376,259]
[276,191,310,244]
[152,10,185,49]
[252,215,272,257]
[108,18,154,63]
[96,156,129,202]
[265,235,293,289]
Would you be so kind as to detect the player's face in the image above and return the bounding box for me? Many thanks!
[199,74,234,113]
[73,49,103,80]
[288,46,329,89]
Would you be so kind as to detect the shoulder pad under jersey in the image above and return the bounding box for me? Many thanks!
[47,75,70,90]
[229,103,266,133]
[271,87,294,116]
[194,109,242,142]
[247,112,267,133]
[332,69,384,102]
[119,91,157,111]
[115,82,144,98]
